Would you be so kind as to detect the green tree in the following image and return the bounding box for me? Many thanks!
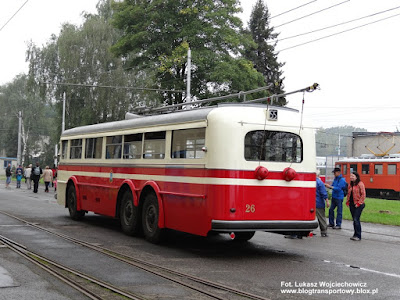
[0,75,51,165]
[27,0,152,133]
[316,126,367,157]
[111,0,267,106]
[245,0,285,105]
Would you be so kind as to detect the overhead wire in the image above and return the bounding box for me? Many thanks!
[278,12,400,52]
[277,5,400,42]
[0,0,30,32]
[41,82,184,93]
[274,0,350,28]
[270,0,318,19]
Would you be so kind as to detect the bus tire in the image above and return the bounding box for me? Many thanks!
[233,231,255,242]
[120,190,140,236]
[67,184,85,220]
[142,193,164,243]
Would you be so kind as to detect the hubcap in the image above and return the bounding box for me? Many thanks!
[124,202,133,223]
[145,205,156,233]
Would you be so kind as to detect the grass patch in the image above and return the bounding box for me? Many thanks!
[326,197,400,226]
[0,175,45,184]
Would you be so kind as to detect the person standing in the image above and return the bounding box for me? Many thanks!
[325,167,347,229]
[16,165,23,188]
[32,162,42,193]
[25,164,32,189]
[5,163,12,188]
[346,172,366,241]
[316,172,329,237]
[51,165,56,187]
[43,166,53,193]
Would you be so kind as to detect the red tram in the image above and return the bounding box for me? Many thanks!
[335,155,400,199]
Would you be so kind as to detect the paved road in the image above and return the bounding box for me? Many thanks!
[0,183,399,299]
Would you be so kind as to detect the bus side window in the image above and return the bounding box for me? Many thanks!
[106,136,122,159]
[70,139,82,159]
[171,128,205,159]
[85,137,103,159]
[61,140,68,160]
[123,133,142,159]
[144,131,166,159]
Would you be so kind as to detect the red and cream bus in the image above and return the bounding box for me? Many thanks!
[57,103,318,243]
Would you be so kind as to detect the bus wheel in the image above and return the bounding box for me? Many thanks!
[233,231,255,242]
[142,193,164,243]
[120,190,139,236]
[67,185,85,220]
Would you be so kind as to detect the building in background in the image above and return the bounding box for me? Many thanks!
[1,157,17,170]
[351,132,400,157]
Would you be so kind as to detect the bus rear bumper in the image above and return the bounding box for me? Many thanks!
[211,219,319,232]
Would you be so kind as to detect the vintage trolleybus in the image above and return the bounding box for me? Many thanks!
[57,103,318,243]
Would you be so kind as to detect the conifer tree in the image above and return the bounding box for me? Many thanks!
[245,0,285,105]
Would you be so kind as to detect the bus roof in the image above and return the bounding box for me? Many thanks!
[61,103,298,138]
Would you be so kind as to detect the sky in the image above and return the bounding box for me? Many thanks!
[1,0,400,132]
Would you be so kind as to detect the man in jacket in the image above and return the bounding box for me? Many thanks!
[325,167,347,229]
[5,163,12,188]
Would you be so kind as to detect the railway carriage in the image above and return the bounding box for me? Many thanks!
[57,103,318,243]
[336,156,400,199]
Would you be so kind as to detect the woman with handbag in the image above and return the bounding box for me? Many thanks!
[346,172,366,241]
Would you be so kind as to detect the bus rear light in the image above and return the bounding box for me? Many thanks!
[283,167,297,181]
[230,232,236,240]
[255,166,269,180]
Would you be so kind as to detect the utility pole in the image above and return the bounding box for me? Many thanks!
[186,48,191,104]
[62,92,66,133]
[17,111,22,166]
[184,48,191,110]
[54,144,58,167]
[338,134,341,156]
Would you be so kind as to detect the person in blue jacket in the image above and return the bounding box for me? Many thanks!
[316,172,329,237]
[15,165,23,188]
[325,167,347,229]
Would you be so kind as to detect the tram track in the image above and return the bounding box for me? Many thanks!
[0,210,270,300]
[0,235,144,300]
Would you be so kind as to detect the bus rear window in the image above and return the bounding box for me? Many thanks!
[245,131,302,162]
[172,128,205,159]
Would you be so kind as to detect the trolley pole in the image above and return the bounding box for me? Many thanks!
[17,111,22,166]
